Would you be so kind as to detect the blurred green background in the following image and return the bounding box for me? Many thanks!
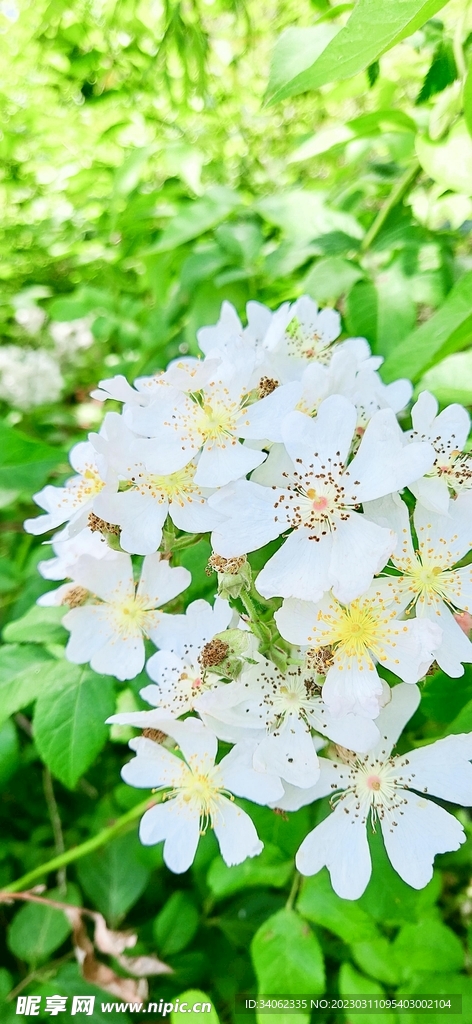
[1,0,472,1020]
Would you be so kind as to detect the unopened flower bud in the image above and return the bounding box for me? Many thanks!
[206,552,252,599]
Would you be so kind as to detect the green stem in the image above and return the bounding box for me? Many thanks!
[360,160,420,253]
[285,870,302,911]
[2,795,159,895]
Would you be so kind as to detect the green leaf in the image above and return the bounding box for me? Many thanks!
[375,265,416,358]
[381,272,472,382]
[418,350,472,405]
[0,719,19,789]
[465,64,472,139]
[3,604,68,645]
[152,188,240,252]
[77,832,151,925]
[445,698,472,735]
[207,843,293,899]
[416,120,472,196]
[266,24,338,105]
[267,0,449,102]
[0,422,64,492]
[351,935,400,986]
[303,257,364,303]
[171,992,220,1024]
[338,963,396,1024]
[393,919,464,979]
[7,884,81,965]
[345,280,378,345]
[0,644,53,727]
[358,829,441,925]
[415,40,457,105]
[251,909,325,1007]
[33,664,115,789]
[256,189,363,243]
[154,892,200,957]
[297,870,378,945]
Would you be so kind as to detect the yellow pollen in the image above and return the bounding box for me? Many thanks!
[328,602,383,658]
[367,775,382,791]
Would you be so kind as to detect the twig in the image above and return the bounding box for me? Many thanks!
[360,161,420,253]
[42,769,67,893]
[2,795,160,895]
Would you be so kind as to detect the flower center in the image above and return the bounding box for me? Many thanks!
[197,400,238,442]
[328,602,383,658]
[113,595,150,638]
[306,489,328,512]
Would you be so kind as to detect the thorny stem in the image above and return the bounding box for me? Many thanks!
[43,769,67,893]
[360,160,420,253]
[285,870,302,911]
[2,795,160,895]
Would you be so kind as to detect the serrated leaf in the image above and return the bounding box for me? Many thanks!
[267,0,449,102]
[303,256,364,303]
[297,870,378,945]
[33,664,115,788]
[77,833,151,925]
[338,963,396,1024]
[154,892,199,957]
[251,909,325,1006]
[0,422,64,491]
[382,271,472,382]
[7,885,81,965]
[393,919,464,979]
[416,120,472,196]
[3,604,67,645]
[0,643,54,726]
[207,843,292,899]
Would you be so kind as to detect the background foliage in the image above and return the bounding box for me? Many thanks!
[1,0,472,1020]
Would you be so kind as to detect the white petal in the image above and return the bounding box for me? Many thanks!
[64,606,116,662]
[282,396,356,468]
[322,659,384,719]
[256,528,333,602]
[411,475,451,515]
[96,489,167,555]
[296,800,372,900]
[91,634,146,681]
[161,717,218,773]
[140,802,201,873]
[315,707,380,754]
[194,439,265,488]
[122,736,184,788]
[330,514,395,604]
[345,409,435,502]
[394,733,472,805]
[380,792,465,890]
[71,552,134,603]
[138,554,190,609]
[362,493,415,569]
[210,480,283,557]
[170,493,222,534]
[415,491,472,569]
[271,756,349,810]
[378,618,441,682]
[220,741,284,803]
[423,599,472,677]
[238,383,300,443]
[368,683,421,760]
[213,797,263,866]
[252,716,320,788]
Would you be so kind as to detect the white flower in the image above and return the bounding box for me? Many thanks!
[407,391,471,513]
[60,552,191,680]
[365,492,472,677]
[210,395,435,604]
[278,684,470,899]
[197,657,381,788]
[126,348,298,489]
[107,597,233,719]
[88,412,222,555]
[276,587,441,719]
[14,306,46,335]
[37,527,116,581]
[24,438,113,537]
[117,717,283,872]
[0,345,63,410]
[50,318,94,357]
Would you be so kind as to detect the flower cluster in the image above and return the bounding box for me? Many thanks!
[26,295,472,898]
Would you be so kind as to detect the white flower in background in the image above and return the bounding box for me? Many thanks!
[210,395,435,604]
[37,527,116,581]
[196,298,292,367]
[126,346,299,488]
[276,587,441,719]
[60,552,190,680]
[365,491,472,677]
[50,318,94,357]
[117,717,283,872]
[197,657,381,788]
[14,305,46,335]
[89,412,222,555]
[107,597,233,720]
[407,391,471,513]
[0,346,63,410]
[277,684,470,899]
[24,439,113,537]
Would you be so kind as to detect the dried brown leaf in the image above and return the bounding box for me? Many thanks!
[116,953,173,977]
[92,913,137,955]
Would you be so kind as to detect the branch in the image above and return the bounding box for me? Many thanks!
[2,795,159,895]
